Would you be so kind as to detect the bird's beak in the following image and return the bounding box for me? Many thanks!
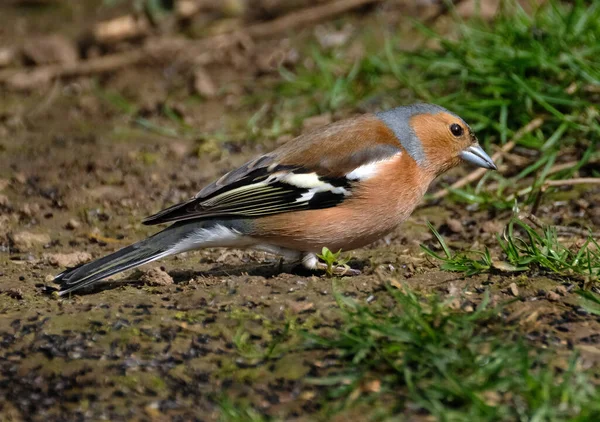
[459,144,497,170]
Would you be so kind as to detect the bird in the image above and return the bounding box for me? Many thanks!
[55,103,496,295]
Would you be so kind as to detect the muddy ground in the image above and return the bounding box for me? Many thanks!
[1,1,599,421]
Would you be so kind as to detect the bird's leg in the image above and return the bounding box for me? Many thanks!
[302,252,361,276]
[252,244,303,271]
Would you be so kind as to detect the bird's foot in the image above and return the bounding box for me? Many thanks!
[302,252,361,277]
[316,262,361,276]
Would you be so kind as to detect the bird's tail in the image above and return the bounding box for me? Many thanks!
[55,223,197,296]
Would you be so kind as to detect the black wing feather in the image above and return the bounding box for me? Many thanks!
[143,165,350,225]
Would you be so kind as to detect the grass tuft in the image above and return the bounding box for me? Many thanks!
[421,222,493,275]
[423,217,600,282]
[498,217,600,281]
[220,284,600,420]
[303,285,599,420]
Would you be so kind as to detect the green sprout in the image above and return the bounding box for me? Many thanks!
[317,247,350,277]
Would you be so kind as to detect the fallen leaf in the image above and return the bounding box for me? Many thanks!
[492,261,525,272]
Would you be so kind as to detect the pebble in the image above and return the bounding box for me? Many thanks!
[287,300,314,314]
[0,47,16,68]
[44,252,92,268]
[22,34,78,65]
[546,291,561,301]
[10,231,51,249]
[139,267,174,286]
[93,15,149,44]
[446,218,463,233]
[65,219,81,230]
[555,285,567,296]
[508,282,519,297]
[193,68,218,99]
[481,220,504,234]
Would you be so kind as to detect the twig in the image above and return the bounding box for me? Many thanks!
[492,155,600,210]
[554,226,600,238]
[246,0,379,38]
[431,117,544,199]
[543,177,600,187]
[0,50,146,90]
[545,155,600,176]
[519,212,600,238]
[518,212,545,229]
[467,152,600,193]
[530,177,600,214]
[0,0,383,88]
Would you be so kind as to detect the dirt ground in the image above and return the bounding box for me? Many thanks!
[1,1,599,421]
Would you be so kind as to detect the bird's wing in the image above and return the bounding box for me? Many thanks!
[142,115,402,225]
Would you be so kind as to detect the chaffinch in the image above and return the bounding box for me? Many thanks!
[56,103,496,295]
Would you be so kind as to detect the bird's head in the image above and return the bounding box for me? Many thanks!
[377,103,496,176]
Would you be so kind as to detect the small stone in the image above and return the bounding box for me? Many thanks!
[13,173,27,184]
[176,0,202,18]
[446,218,462,233]
[524,310,539,324]
[555,285,567,296]
[481,220,504,234]
[20,203,40,218]
[66,219,81,230]
[144,401,162,419]
[10,231,51,250]
[139,267,174,286]
[93,15,149,44]
[315,23,353,49]
[546,291,560,301]
[0,194,9,207]
[193,68,218,99]
[168,141,190,159]
[22,34,78,65]
[363,379,381,393]
[287,301,314,314]
[44,252,92,268]
[508,282,519,297]
[0,46,16,68]
[7,70,52,91]
[462,303,474,313]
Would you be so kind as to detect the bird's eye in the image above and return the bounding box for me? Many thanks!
[450,123,464,137]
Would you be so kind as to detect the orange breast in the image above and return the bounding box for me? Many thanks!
[250,154,434,252]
